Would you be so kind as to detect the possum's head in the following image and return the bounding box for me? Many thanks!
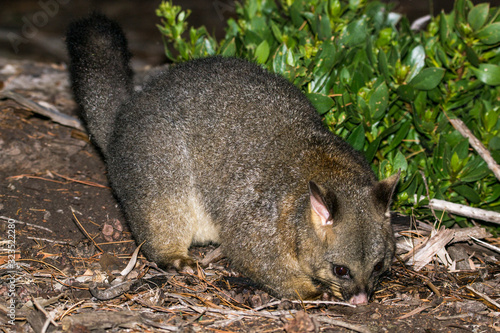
[298,172,400,304]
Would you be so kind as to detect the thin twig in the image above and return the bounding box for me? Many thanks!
[59,300,85,321]
[0,216,53,233]
[6,172,108,189]
[136,296,298,320]
[315,316,372,333]
[470,236,500,254]
[425,280,441,298]
[253,299,354,311]
[32,296,59,330]
[466,286,500,310]
[52,171,109,189]
[419,171,438,221]
[141,318,179,331]
[435,314,473,320]
[185,304,297,319]
[209,316,245,328]
[70,207,103,252]
[18,259,67,276]
[6,174,66,184]
[447,117,500,182]
[396,304,432,319]
[27,237,70,245]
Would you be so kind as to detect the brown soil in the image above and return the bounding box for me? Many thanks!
[0,57,499,333]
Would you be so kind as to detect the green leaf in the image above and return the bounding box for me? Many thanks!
[272,44,288,74]
[314,41,337,77]
[255,40,270,64]
[306,93,334,115]
[485,185,500,204]
[393,151,408,172]
[339,67,350,85]
[349,0,362,11]
[270,21,283,43]
[460,159,490,182]
[406,45,425,82]
[413,91,427,114]
[219,38,236,56]
[376,27,393,48]
[318,12,331,40]
[369,82,389,121]
[490,136,500,151]
[388,121,411,151]
[346,124,366,151]
[366,37,376,67]
[484,110,499,132]
[439,12,450,42]
[289,1,305,28]
[409,67,445,90]
[450,152,461,173]
[365,136,381,162]
[471,64,500,86]
[475,22,500,45]
[453,139,469,159]
[465,45,480,67]
[397,84,415,102]
[453,184,481,204]
[340,18,368,47]
[468,3,489,31]
[378,50,391,82]
[329,0,341,18]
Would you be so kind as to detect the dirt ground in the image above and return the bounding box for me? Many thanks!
[0,1,500,332]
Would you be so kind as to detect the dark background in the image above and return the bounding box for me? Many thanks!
[1,0,500,66]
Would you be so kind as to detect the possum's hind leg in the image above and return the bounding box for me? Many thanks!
[121,188,219,272]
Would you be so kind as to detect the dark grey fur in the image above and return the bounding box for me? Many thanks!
[66,13,399,304]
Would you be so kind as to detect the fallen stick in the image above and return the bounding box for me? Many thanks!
[253,299,354,311]
[428,199,500,225]
[466,286,500,311]
[451,226,491,242]
[31,296,59,333]
[470,236,500,254]
[52,172,109,189]
[70,207,103,253]
[315,316,372,333]
[448,117,500,182]
[164,303,297,320]
[0,90,84,131]
[26,237,70,245]
[0,216,53,233]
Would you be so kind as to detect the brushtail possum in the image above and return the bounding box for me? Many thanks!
[66,13,399,305]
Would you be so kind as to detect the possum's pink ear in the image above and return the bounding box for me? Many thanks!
[309,181,333,227]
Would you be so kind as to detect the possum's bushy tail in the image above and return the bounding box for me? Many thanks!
[66,13,133,155]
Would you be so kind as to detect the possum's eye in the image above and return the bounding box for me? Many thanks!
[373,261,384,274]
[332,265,350,279]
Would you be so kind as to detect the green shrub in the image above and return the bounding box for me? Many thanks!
[156,0,500,229]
